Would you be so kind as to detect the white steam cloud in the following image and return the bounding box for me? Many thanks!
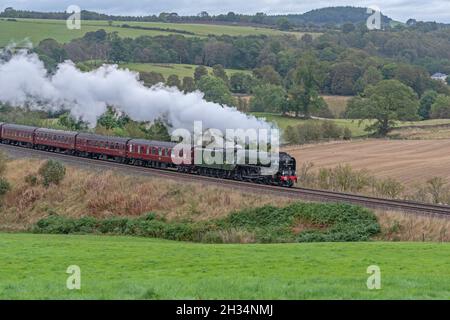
[0,51,271,132]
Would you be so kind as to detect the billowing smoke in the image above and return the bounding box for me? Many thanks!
[0,51,272,133]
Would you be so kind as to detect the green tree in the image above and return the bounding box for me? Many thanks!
[342,23,356,34]
[182,77,196,93]
[145,121,171,141]
[98,107,129,130]
[354,66,383,93]
[253,65,282,86]
[346,80,420,136]
[230,73,254,94]
[212,64,229,84]
[250,84,287,113]
[430,94,450,119]
[58,113,88,131]
[194,65,209,82]
[140,72,165,87]
[289,54,325,118]
[277,18,292,31]
[419,90,438,120]
[167,74,182,89]
[197,76,235,106]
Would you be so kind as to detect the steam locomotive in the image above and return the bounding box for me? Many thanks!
[0,123,298,187]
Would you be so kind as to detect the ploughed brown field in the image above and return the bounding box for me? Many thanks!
[284,139,450,187]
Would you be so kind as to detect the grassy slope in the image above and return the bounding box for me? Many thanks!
[1,233,449,299]
[0,18,309,46]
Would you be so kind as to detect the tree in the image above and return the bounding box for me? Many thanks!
[212,64,229,84]
[230,72,254,94]
[354,66,383,93]
[419,90,438,120]
[342,23,356,34]
[250,84,287,113]
[140,71,165,87]
[194,65,209,82]
[430,94,450,119]
[346,80,420,136]
[108,32,129,63]
[253,65,282,86]
[289,54,325,118]
[182,77,196,93]
[167,74,182,89]
[277,18,291,31]
[329,62,361,95]
[197,76,235,106]
[145,121,171,141]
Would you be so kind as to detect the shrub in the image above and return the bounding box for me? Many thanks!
[25,174,39,186]
[0,177,11,196]
[38,160,66,187]
[0,151,8,176]
[283,121,347,145]
[33,203,381,243]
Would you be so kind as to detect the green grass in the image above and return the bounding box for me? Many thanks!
[253,113,450,138]
[0,18,314,46]
[119,63,251,79]
[0,233,449,299]
[252,113,371,137]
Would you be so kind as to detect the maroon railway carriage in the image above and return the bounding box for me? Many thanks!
[75,133,130,161]
[35,128,78,153]
[0,122,4,140]
[127,139,177,168]
[0,124,37,147]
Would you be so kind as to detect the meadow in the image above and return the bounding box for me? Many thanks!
[114,63,250,79]
[253,112,450,137]
[0,233,449,299]
[0,18,311,46]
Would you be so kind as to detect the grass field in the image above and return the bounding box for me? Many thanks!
[118,63,251,79]
[0,233,449,299]
[252,113,371,137]
[0,18,313,46]
[253,113,450,137]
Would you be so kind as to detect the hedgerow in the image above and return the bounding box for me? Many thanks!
[32,202,381,243]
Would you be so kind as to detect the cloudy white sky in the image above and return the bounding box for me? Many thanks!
[2,0,450,23]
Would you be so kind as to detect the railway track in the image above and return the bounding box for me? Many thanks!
[2,143,450,217]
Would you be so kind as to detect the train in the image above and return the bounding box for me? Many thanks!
[0,123,298,187]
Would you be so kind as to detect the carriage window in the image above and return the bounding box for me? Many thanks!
[146,147,150,155]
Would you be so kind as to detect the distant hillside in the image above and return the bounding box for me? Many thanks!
[0,6,393,28]
[279,6,393,26]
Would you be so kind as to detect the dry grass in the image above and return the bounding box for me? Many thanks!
[375,210,450,242]
[1,158,450,242]
[0,159,288,231]
[390,126,450,140]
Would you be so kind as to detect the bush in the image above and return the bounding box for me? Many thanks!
[0,177,11,196]
[38,160,66,187]
[25,174,39,186]
[33,203,381,244]
[284,121,347,145]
